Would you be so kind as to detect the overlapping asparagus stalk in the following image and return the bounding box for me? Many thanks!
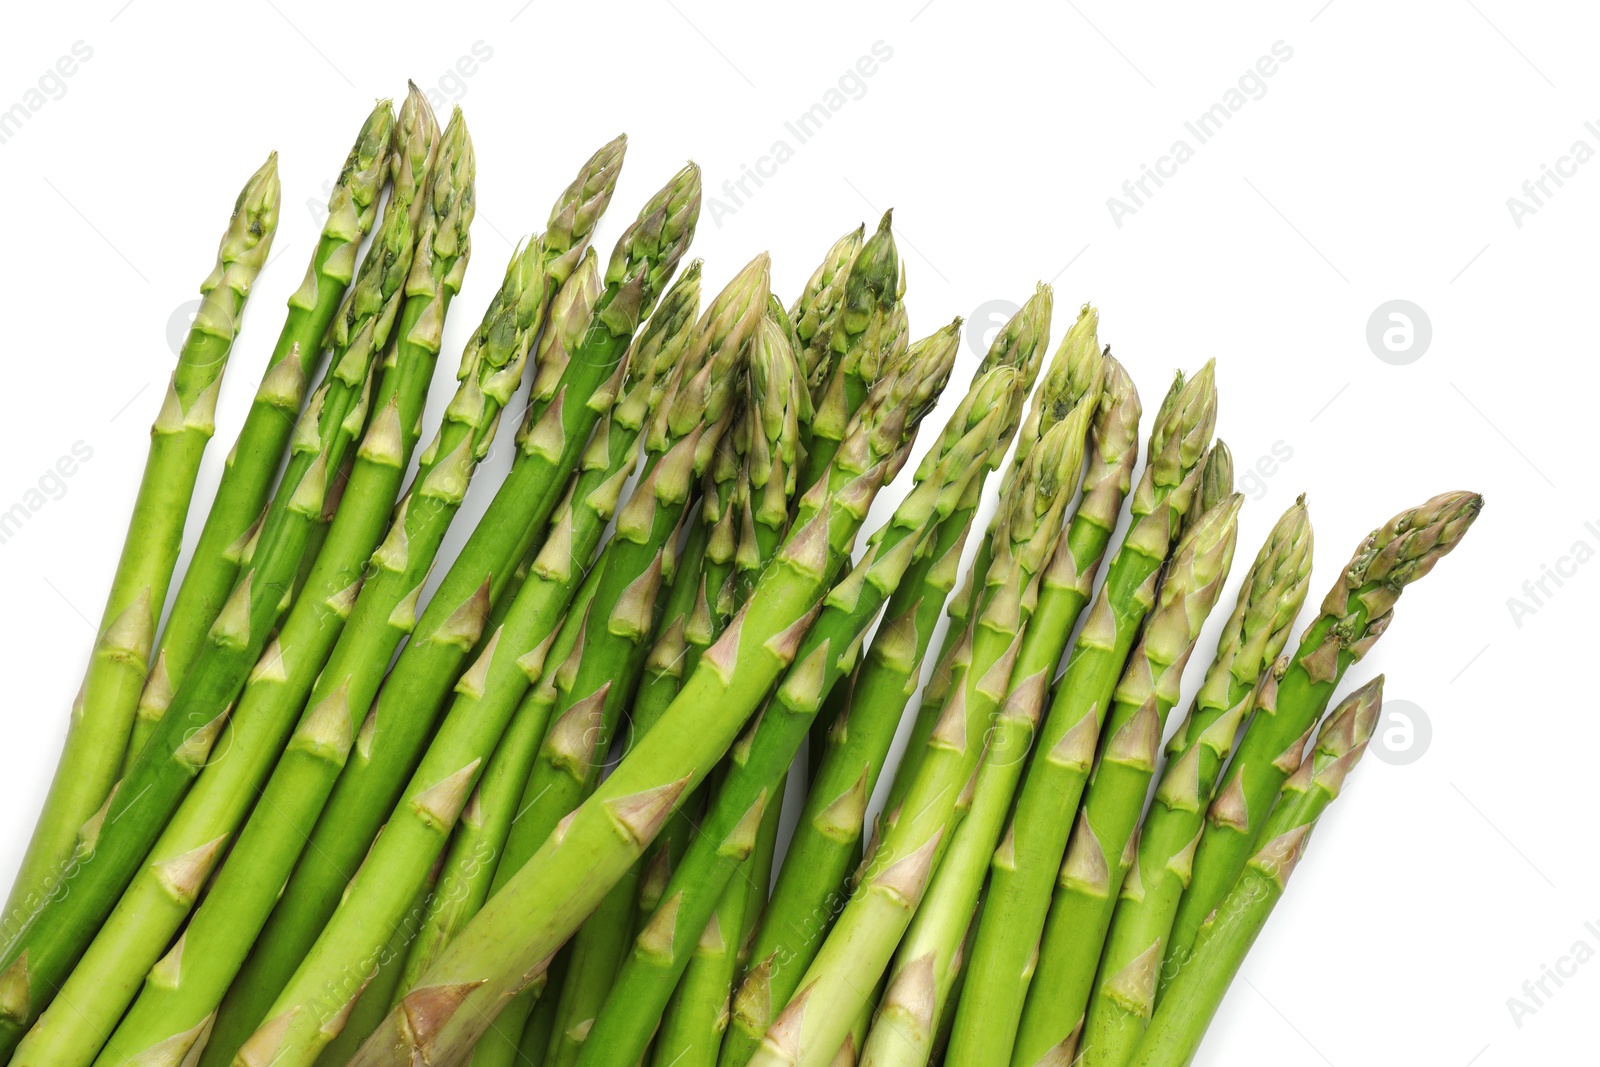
[395,262,704,1001]
[744,348,1116,1067]
[77,180,588,1067]
[0,115,463,1059]
[539,303,807,1067]
[461,256,768,1067]
[350,295,955,1067]
[854,361,1150,1067]
[800,212,903,488]
[4,155,280,928]
[576,321,971,1067]
[1004,488,1244,1067]
[1078,500,1314,1067]
[791,226,864,394]
[229,254,749,1067]
[121,104,396,771]
[944,364,1218,1067]
[723,291,1073,1067]
[200,161,702,1067]
[1159,491,1483,990]
[1130,682,1383,1067]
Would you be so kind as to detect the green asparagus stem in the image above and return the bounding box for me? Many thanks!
[944,364,1219,1067]
[201,161,699,1067]
[724,293,1077,1067]
[1130,681,1382,1067]
[4,155,279,930]
[800,212,903,490]
[398,264,704,996]
[651,772,785,1067]
[1160,491,1483,994]
[846,357,1143,1067]
[10,102,460,1067]
[791,226,864,396]
[238,250,741,1067]
[876,307,1107,819]
[349,301,954,1067]
[1008,492,1243,1067]
[123,104,395,771]
[742,354,1109,1067]
[477,257,768,1067]
[1079,499,1313,1067]
[541,300,808,1067]
[577,323,973,1067]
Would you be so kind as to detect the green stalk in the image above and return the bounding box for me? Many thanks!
[724,292,1071,1067]
[349,308,955,1067]
[575,324,974,1067]
[398,264,703,995]
[1008,492,1243,1067]
[800,212,903,491]
[476,259,770,1067]
[13,102,457,1067]
[848,357,1142,1067]
[876,307,1105,820]
[239,251,739,1067]
[942,364,1219,1067]
[541,301,809,1067]
[1131,682,1382,1067]
[123,104,394,770]
[4,155,279,928]
[1079,500,1313,1067]
[201,162,700,1067]
[1160,491,1483,994]
[742,357,1110,1067]
[791,225,864,397]
[652,771,785,1067]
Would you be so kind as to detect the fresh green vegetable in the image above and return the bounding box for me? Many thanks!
[1130,681,1382,1067]
[4,154,280,934]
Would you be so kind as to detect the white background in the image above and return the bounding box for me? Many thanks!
[0,2,1585,1065]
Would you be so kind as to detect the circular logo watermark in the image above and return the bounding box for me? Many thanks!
[1365,300,1432,366]
[966,299,1020,358]
[1369,698,1431,765]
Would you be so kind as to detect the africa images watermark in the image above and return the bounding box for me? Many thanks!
[1504,519,1600,628]
[1504,119,1600,228]
[0,442,96,546]
[1105,40,1295,228]
[706,40,895,228]
[1506,919,1600,1029]
[0,41,94,147]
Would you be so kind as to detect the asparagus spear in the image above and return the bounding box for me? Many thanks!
[9,102,460,1067]
[576,323,972,1067]
[5,154,279,925]
[1130,681,1383,1067]
[1006,492,1244,1067]
[201,162,702,1067]
[942,363,1218,1067]
[874,308,1106,819]
[1078,500,1313,1067]
[1,129,456,1059]
[742,354,1109,1067]
[241,251,740,1067]
[800,211,903,489]
[396,263,704,996]
[1160,490,1483,992]
[791,226,864,395]
[350,301,954,1067]
[852,367,1154,1067]
[81,223,568,1067]
[463,257,767,1067]
[122,103,396,771]
[723,292,1074,1067]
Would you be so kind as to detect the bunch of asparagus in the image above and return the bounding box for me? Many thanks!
[0,86,1483,1067]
